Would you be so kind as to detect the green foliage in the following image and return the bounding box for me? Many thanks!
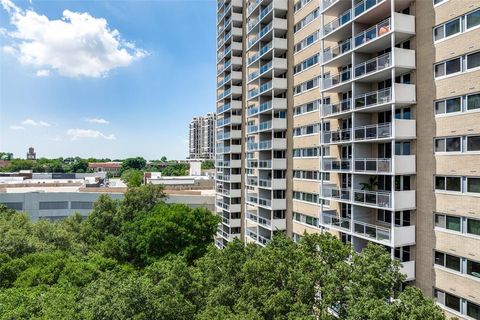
[161,163,189,176]
[120,169,144,188]
[201,160,215,170]
[0,195,444,320]
[121,157,147,172]
[160,156,167,162]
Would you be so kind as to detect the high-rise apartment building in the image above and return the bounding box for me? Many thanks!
[189,112,216,160]
[215,0,480,318]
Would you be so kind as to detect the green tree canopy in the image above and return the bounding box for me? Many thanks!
[120,169,144,188]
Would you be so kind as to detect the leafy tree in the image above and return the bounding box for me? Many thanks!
[160,156,167,162]
[120,169,143,188]
[201,160,215,170]
[161,163,189,176]
[121,157,147,172]
[120,204,220,266]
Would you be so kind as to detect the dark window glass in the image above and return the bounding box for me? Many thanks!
[446,216,461,232]
[446,97,461,113]
[435,251,445,266]
[467,52,480,70]
[446,137,461,152]
[468,219,480,236]
[445,19,461,37]
[467,301,480,320]
[468,93,480,110]
[468,178,480,193]
[445,58,461,75]
[467,9,480,29]
[467,260,480,278]
[446,177,461,191]
[434,26,445,41]
[445,293,461,311]
[468,136,480,151]
[435,176,446,190]
[445,254,461,271]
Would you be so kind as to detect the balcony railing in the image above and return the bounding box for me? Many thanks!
[354,18,390,47]
[323,68,352,89]
[217,103,232,114]
[258,234,271,246]
[323,9,351,36]
[323,38,352,63]
[322,187,351,201]
[217,117,231,126]
[258,197,272,207]
[354,0,382,17]
[248,22,272,48]
[248,41,272,65]
[323,128,352,144]
[258,178,272,188]
[247,0,261,16]
[246,229,258,241]
[248,81,272,99]
[323,158,351,171]
[354,52,391,78]
[248,3,273,31]
[217,73,231,87]
[354,158,391,173]
[322,213,350,231]
[247,211,258,222]
[353,220,390,243]
[354,87,391,109]
[354,122,391,141]
[322,98,352,117]
[352,189,391,208]
[248,61,272,81]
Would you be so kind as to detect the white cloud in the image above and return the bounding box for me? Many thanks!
[2,45,15,55]
[85,117,110,124]
[36,69,49,77]
[9,125,25,130]
[67,128,116,140]
[1,0,148,78]
[48,135,62,142]
[22,119,50,127]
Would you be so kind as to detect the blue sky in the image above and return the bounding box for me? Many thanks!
[0,0,216,160]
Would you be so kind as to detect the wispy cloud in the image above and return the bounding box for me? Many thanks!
[9,125,25,130]
[67,128,116,140]
[85,117,110,125]
[1,0,148,78]
[22,119,51,127]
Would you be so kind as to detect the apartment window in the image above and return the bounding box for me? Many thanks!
[468,218,480,236]
[294,54,319,74]
[435,96,461,114]
[39,201,69,210]
[434,9,480,42]
[294,8,319,33]
[293,212,319,227]
[467,9,480,29]
[467,51,480,70]
[433,0,447,5]
[294,0,312,12]
[435,176,462,192]
[434,18,461,41]
[434,136,461,152]
[467,260,480,278]
[293,192,318,204]
[468,93,480,110]
[395,141,411,155]
[294,77,320,95]
[377,209,392,224]
[434,57,461,77]
[293,123,320,137]
[467,177,480,193]
[294,100,320,116]
[468,301,480,319]
[294,30,320,53]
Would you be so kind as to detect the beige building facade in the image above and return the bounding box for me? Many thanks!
[215,0,480,318]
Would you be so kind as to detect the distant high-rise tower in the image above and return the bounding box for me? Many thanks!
[189,113,216,160]
[26,147,36,160]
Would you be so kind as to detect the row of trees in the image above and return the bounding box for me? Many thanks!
[0,184,445,319]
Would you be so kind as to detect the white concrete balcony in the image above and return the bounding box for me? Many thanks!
[400,260,415,281]
[322,213,415,247]
[352,189,415,210]
[353,119,416,142]
[354,84,416,112]
[258,178,287,190]
[353,14,415,53]
[257,215,286,230]
[231,0,242,9]
[222,216,241,228]
[322,99,352,118]
[354,48,415,82]
[393,155,415,175]
[272,17,287,32]
[323,9,352,39]
[230,145,241,153]
[322,38,352,66]
[272,138,287,150]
